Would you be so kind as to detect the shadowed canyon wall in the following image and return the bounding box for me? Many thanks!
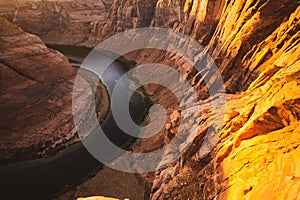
[0,17,109,164]
[0,0,300,199]
[0,17,82,163]
[0,0,223,46]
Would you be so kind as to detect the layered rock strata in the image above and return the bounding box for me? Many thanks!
[0,0,299,199]
[0,17,108,164]
[145,3,300,200]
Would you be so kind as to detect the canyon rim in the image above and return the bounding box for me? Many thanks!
[0,0,300,200]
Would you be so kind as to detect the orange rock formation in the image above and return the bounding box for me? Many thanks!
[0,0,299,199]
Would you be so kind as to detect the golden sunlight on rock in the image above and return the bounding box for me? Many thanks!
[215,6,300,200]
[0,0,299,199]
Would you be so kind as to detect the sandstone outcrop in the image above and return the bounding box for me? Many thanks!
[29,0,297,199]
[0,0,113,45]
[0,0,224,46]
[0,0,299,199]
[0,17,108,164]
[146,2,300,200]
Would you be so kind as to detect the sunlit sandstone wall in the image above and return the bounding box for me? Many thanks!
[1,0,300,199]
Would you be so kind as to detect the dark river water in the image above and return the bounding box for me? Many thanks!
[0,45,145,199]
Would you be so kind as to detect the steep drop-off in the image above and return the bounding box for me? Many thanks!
[75,1,300,199]
[0,0,300,200]
[0,17,109,164]
[147,6,300,199]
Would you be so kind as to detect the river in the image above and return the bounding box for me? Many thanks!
[0,45,145,199]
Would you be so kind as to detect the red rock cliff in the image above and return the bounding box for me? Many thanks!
[0,0,299,199]
[0,17,96,164]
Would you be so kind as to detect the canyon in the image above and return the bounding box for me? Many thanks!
[0,0,300,200]
[0,16,111,164]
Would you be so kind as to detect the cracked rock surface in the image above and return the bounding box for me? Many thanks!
[0,17,108,164]
[0,0,300,200]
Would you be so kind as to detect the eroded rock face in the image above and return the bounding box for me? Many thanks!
[0,0,157,46]
[0,17,96,164]
[0,0,113,45]
[146,3,300,200]
[1,0,300,199]
[0,0,224,46]
[214,7,300,199]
